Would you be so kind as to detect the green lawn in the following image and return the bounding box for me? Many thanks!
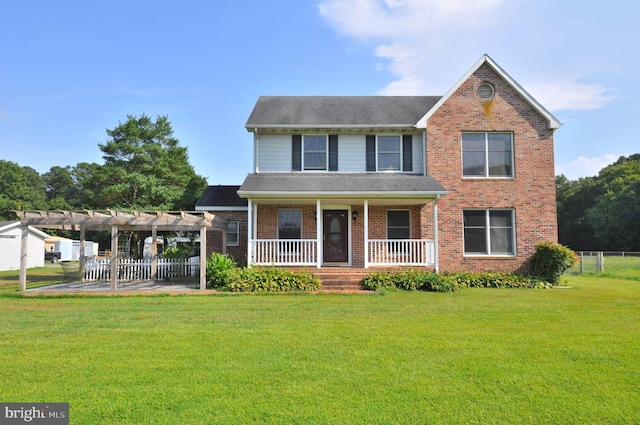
[567,254,640,280]
[1,275,639,424]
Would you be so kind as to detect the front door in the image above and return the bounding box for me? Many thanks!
[323,210,349,263]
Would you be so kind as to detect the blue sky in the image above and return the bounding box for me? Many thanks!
[1,0,637,184]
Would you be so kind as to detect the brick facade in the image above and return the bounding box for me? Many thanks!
[205,210,248,266]
[425,63,558,272]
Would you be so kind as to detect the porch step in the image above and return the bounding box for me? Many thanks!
[285,267,410,291]
[312,269,370,291]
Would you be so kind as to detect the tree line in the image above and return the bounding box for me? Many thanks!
[0,114,208,221]
[2,115,638,252]
[556,154,640,252]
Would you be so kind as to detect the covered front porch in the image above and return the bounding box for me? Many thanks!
[238,173,448,271]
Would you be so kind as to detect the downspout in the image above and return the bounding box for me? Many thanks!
[422,129,427,176]
[253,128,259,173]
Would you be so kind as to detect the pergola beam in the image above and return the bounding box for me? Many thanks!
[15,210,227,292]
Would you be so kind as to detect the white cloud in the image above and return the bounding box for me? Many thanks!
[527,81,618,112]
[318,0,505,94]
[318,0,617,113]
[556,154,622,179]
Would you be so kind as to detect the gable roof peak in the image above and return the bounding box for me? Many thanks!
[416,54,561,130]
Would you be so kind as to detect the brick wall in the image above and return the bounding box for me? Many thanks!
[205,210,248,266]
[426,63,558,272]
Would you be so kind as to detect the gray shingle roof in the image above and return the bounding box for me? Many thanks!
[196,185,247,208]
[245,96,441,128]
[238,173,447,198]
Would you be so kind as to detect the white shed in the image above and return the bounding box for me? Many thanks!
[0,221,48,271]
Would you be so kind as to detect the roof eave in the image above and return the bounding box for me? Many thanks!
[246,124,419,132]
[237,190,449,199]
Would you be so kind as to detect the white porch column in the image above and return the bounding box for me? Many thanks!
[110,224,118,291]
[247,199,253,266]
[364,200,369,269]
[433,196,440,273]
[316,200,322,268]
[19,225,28,292]
[200,225,207,290]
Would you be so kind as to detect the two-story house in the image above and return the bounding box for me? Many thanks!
[198,54,560,278]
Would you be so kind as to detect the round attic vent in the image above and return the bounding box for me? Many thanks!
[477,82,495,99]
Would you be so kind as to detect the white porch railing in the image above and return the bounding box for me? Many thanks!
[367,239,435,266]
[251,239,317,266]
[248,238,435,267]
[83,257,200,282]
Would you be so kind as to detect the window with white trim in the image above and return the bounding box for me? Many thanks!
[463,210,515,255]
[387,210,411,239]
[378,136,401,171]
[462,132,513,177]
[278,209,302,239]
[226,221,239,246]
[303,135,327,170]
[366,134,413,172]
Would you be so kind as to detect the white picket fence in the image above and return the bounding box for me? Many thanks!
[83,257,200,282]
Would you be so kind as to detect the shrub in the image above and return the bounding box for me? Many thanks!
[362,270,457,292]
[206,253,237,289]
[443,272,550,289]
[362,270,550,292]
[361,272,396,291]
[529,241,579,284]
[224,267,320,292]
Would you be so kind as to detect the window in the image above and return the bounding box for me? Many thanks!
[226,221,239,246]
[463,210,515,255]
[378,136,401,170]
[278,209,302,239]
[387,210,411,239]
[366,135,413,172]
[292,135,338,171]
[304,135,327,170]
[477,82,495,99]
[462,132,513,177]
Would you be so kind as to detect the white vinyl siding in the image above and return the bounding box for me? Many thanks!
[0,225,46,271]
[256,133,423,173]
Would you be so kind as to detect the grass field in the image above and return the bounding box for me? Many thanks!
[1,266,639,424]
[582,255,640,280]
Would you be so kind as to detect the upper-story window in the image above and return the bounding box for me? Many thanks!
[462,132,513,177]
[303,135,326,170]
[292,135,338,171]
[366,135,413,172]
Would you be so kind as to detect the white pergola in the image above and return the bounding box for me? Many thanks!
[15,210,228,291]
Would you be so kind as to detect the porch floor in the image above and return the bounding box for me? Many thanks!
[27,280,199,293]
